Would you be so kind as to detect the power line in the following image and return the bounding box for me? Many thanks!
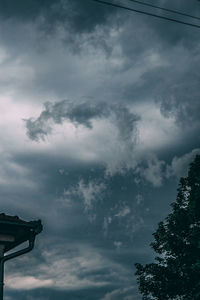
[127,0,200,21]
[90,0,200,29]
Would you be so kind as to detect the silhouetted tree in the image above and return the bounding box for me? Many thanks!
[135,155,200,300]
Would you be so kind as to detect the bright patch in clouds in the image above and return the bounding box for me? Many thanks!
[6,276,52,290]
[136,102,179,151]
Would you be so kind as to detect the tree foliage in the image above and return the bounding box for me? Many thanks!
[135,155,200,300]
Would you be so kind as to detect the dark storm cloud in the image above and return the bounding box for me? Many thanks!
[112,2,200,129]
[139,1,200,127]
[24,100,139,142]
[113,104,139,143]
[24,100,108,140]
[0,0,52,21]
[145,1,200,47]
[156,60,200,127]
[0,0,116,34]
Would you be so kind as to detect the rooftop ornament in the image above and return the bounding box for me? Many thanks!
[0,213,43,300]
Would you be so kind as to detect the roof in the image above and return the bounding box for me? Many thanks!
[0,213,43,253]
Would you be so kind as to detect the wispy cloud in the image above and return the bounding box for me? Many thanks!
[6,244,131,291]
[62,178,106,222]
[101,286,139,300]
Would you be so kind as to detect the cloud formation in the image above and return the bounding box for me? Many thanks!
[140,154,166,187]
[166,148,200,179]
[1,1,200,299]
[25,100,108,140]
[6,243,132,292]
[0,0,116,35]
[24,100,142,175]
[101,286,139,300]
[63,178,106,223]
[25,100,139,141]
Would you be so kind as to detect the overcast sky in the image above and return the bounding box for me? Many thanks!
[1,0,200,299]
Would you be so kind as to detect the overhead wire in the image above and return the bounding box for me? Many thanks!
[127,0,200,21]
[90,0,200,29]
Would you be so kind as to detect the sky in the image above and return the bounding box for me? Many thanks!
[0,0,200,299]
